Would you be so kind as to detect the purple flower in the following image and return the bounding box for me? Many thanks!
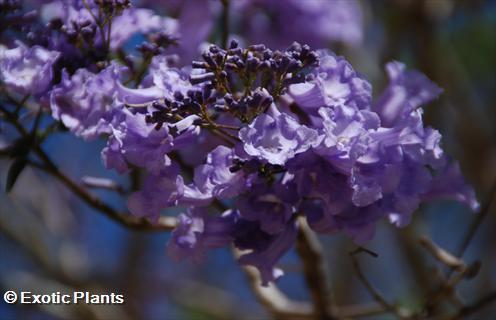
[420,160,479,212]
[101,109,200,174]
[41,1,177,50]
[350,121,431,208]
[235,0,363,49]
[109,8,177,50]
[170,0,213,64]
[315,105,379,173]
[239,106,321,165]
[288,152,382,243]
[167,208,237,263]
[127,164,184,222]
[117,55,193,105]
[348,108,476,226]
[372,61,443,127]
[288,51,371,116]
[235,218,298,286]
[189,145,247,201]
[50,63,126,140]
[237,181,297,235]
[0,42,60,95]
[302,198,381,244]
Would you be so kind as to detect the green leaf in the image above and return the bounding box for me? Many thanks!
[6,158,27,193]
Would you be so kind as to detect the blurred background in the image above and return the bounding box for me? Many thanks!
[1,0,495,319]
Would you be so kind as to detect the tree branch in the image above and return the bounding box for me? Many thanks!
[233,247,313,319]
[456,179,496,259]
[2,99,177,231]
[350,250,411,319]
[29,156,176,231]
[452,290,496,319]
[419,236,466,272]
[295,217,334,319]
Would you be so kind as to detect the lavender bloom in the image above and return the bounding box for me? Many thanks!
[127,164,184,222]
[190,145,247,201]
[288,51,371,116]
[420,160,479,212]
[239,106,321,165]
[170,0,213,64]
[130,45,478,285]
[117,55,192,105]
[302,198,382,245]
[237,181,297,235]
[20,31,475,287]
[0,42,60,95]
[146,55,193,99]
[315,105,379,173]
[343,61,444,220]
[50,63,125,140]
[282,51,478,242]
[109,8,177,50]
[101,109,172,174]
[372,61,443,127]
[41,0,177,50]
[102,109,200,174]
[288,152,382,244]
[348,117,439,219]
[167,208,237,263]
[235,0,363,49]
[235,219,298,285]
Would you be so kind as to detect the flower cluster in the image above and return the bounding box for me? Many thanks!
[0,2,478,287]
[50,41,478,285]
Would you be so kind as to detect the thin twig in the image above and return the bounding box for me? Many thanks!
[419,236,466,272]
[455,179,496,259]
[30,158,176,231]
[419,236,484,312]
[349,250,411,319]
[350,252,395,311]
[233,247,313,320]
[81,0,106,50]
[82,176,125,194]
[2,104,176,231]
[451,290,496,319]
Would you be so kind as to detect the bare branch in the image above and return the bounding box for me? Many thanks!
[350,253,394,311]
[451,290,496,319]
[419,236,466,272]
[349,251,412,319]
[234,247,313,319]
[335,303,387,319]
[30,158,176,231]
[295,217,334,319]
[82,176,125,194]
[456,180,496,259]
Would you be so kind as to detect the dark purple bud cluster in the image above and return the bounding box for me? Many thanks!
[224,88,273,122]
[191,41,318,94]
[57,18,97,44]
[144,99,187,131]
[189,41,318,123]
[94,0,131,17]
[0,0,21,15]
[144,86,218,131]
[137,32,178,58]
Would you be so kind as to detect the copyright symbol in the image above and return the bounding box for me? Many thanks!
[4,291,17,304]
